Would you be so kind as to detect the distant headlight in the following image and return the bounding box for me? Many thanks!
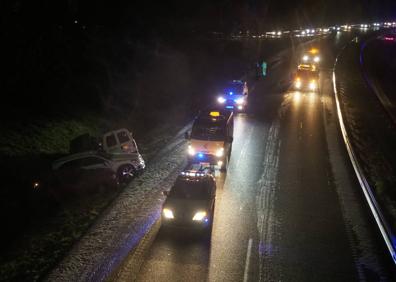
[217,96,226,104]
[302,55,309,61]
[163,208,174,219]
[309,81,317,90]
[314,56,320,63]
[295,80,302,89]
[215,147,224,157]
[192,211,207,221]
[188,145,195,156]
[235,98,244,105]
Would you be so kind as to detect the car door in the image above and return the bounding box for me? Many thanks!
[79,157,114,189]
[80,156,109,170]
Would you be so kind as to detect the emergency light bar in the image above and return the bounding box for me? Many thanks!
[181,171,206,177]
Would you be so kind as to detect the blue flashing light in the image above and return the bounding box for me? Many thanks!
[198,152,204,159]
[229,91,233,95]
[226,106,234,109]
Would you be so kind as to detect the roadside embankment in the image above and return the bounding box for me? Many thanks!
[333,38,396,263]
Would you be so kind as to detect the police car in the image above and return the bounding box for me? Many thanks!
[161,166,216,233]
[217,80,248,111]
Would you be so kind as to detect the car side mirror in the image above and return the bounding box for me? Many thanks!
[184,131,190,140]
[162,190,169,196]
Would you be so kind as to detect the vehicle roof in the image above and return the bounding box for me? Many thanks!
[228,80,244,85]
[298,64,317,71]
[196,110,233,124]
[177,174,215,183]
[103,128,132,135]
[168,175,215,199]
[296,69,319,78]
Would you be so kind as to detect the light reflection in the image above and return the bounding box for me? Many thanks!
[293,91,302,103]
[308,92,316,103]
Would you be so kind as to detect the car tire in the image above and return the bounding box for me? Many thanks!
[117,165,135,184]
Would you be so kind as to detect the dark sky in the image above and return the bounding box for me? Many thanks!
[2,0,396,33]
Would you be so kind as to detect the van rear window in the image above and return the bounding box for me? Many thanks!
[117,131,130,143]
[106,134,117,147]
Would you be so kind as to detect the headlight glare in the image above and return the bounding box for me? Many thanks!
[217,96,226,104]
[309,81,317,90]
[235,98,244,105]
[163,208,174,219]
[192,211,207,221]
[188,145,195,156]
[215,147,224,157]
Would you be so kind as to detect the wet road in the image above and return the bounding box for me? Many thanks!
[134,34,395,281]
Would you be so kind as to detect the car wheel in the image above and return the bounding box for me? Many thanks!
[117,165,135,184]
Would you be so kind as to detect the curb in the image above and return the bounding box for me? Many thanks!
[332,43,396,264]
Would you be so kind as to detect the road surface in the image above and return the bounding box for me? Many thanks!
[132,33,395,281]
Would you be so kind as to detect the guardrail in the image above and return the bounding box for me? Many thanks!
[332,45,396,264]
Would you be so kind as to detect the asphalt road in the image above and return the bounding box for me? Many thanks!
[134,33,395,281]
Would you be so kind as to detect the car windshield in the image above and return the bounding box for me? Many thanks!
[225,82,243,94]
[191,121,226,141]
[296,70,317,80]
[169,179,211,200]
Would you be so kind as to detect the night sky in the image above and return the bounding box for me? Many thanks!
[2,0,396,33]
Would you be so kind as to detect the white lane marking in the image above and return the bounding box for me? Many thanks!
[243,238,253,282]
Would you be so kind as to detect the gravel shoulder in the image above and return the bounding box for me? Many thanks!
[46,124,191,281]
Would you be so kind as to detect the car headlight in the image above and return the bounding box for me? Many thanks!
[235,98,244,105]
[192,211,207,221]
[217,96,226,104]
[188,145,195,156]
[295,80,302,89]
[314,56,320,63]
[215,147,224,157]
[302,55,309,61]
[163,208,174,219]
[309,81,317,90]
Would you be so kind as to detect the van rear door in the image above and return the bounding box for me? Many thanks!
[103,129,137,153]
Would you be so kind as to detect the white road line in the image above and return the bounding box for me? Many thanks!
[243,238,253,282]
